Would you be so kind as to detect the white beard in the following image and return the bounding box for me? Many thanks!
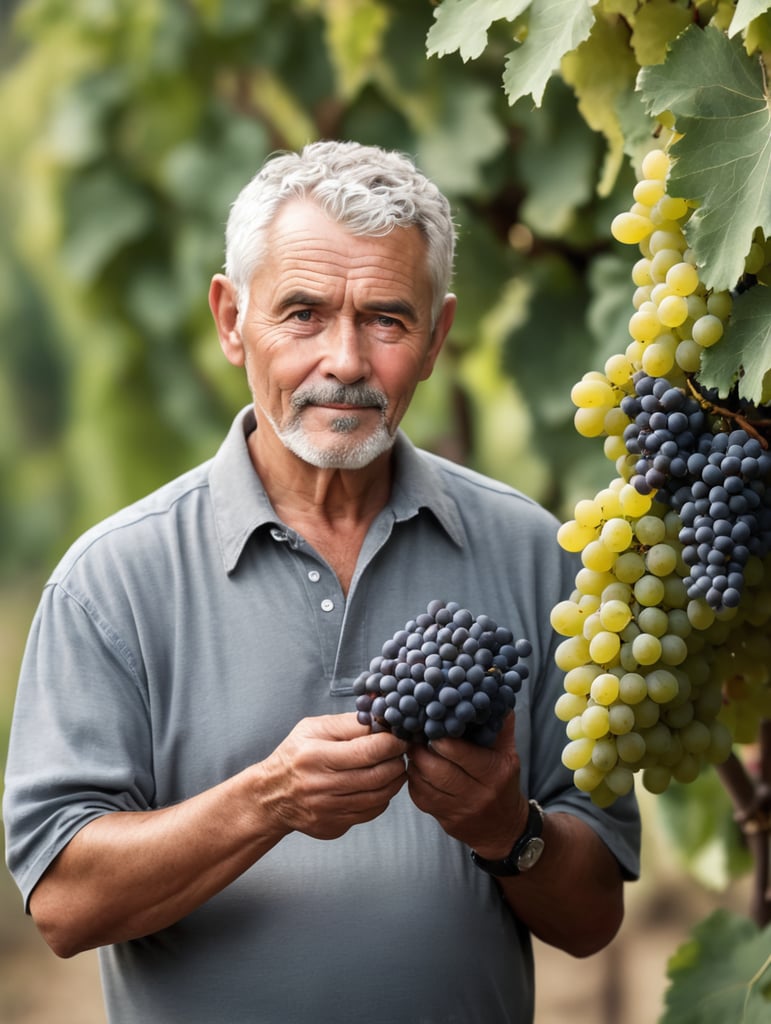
[257,384,394,469]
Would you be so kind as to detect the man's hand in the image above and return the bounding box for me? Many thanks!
[406,713,528,856]
[258,712,409,840]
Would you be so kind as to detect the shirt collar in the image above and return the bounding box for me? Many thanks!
[209,406,464,573]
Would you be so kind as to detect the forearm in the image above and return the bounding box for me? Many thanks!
[493,811,625,957]
[30,763,283,958]
[29,714,408,958]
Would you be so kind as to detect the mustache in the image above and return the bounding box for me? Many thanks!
[291,385,388,411]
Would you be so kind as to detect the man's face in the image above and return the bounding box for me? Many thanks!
[218,199,453,470]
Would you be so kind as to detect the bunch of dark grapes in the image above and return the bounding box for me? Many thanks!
[353,600,531,746]
[623,372,771,611]
[621,373,708,496]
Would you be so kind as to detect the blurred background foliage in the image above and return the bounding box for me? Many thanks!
[0,0,641,582]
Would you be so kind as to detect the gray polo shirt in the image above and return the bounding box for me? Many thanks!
[4,406,640,1024]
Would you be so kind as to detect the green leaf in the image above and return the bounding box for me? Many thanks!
[638,25,771,292]
[516,78,600,236]
[630,0,693,67]
[415,83,508,195]
[322,0,391,98]
[426,0,532,63]
[728,0,771,38]
[560,11,639,195]
[662,909,771,1024]
[656,770,753,889]
[503,0,597,107]
[698,285,771,405]
[62,169,154,283]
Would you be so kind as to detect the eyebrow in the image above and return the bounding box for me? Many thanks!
[277,291,323,312]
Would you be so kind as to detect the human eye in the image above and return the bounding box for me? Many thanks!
[289,308,314,323]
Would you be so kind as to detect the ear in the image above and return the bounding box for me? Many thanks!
[209,274,245,367]
[419,294,456,381]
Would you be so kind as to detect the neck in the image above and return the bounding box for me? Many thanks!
[249,420,392,517]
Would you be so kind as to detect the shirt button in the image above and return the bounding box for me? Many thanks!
[320,598,335,612]
[308,570,321,583]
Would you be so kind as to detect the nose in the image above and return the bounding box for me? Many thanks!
[320,318,370,384]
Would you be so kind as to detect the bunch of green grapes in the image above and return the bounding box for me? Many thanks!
[552,147,771,805]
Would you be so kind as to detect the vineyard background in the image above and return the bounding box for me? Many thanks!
[1,1,769,1021]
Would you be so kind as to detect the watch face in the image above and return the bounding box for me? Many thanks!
[517,836,545,871]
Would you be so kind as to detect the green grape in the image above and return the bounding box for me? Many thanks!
[619,672,648,704]
[562,737,595,771]
[582,704,611,739]
[615,731,646,764]
[633,575,666,607]
[659,634,688,666]
[645,669,679,704]
[642,765,672,794]
[691,313,724,347]
[637,606,669,637]
[599,599,632,632]
[680,719,711,754]
[671,754,701,785]
[633,698,660,729]
[634,514,665,545]
[645,543,678,577]
[605,764,635,796]
[555,692,588,722]
[608,703,636,735]
[600,517,633,552]
[589,630,621,665]
[642,722,672,756]
[614,551,646,583]
[665,261,699,295]
[590,673,620,705]
[632,632,662,665]
[591,737,619,772]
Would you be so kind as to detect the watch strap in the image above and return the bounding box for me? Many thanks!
[470,799,545,877]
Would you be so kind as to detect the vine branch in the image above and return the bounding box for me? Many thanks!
[716,723,771,927]
[685,378,771,448]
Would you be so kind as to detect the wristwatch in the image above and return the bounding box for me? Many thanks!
[470,799,545,876]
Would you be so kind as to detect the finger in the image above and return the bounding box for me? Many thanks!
[429,712,516,773]
[298,714,408,766]
[331,755,408,796]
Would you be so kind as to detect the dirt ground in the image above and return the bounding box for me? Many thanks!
[0,849,749,1024]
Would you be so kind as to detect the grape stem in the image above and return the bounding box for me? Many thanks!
[715,720,771,927]
[684,378,771,448]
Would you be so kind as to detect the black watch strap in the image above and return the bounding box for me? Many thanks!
[470,799,545,877]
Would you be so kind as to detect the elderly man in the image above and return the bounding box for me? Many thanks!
[4,140,639,1024]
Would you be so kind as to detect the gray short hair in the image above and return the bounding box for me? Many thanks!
[224,140,456,327]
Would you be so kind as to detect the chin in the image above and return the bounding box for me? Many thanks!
[284,429,395,470]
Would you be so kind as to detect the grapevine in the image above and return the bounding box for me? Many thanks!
[552,146,771,807]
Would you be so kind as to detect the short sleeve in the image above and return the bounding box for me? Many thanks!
[3,582,155,908]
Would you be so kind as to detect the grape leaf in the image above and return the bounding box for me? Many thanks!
[62,169,154,283]
[630,0,693,67]
[502,0,597,107]
[415,82,508,194]
[698,285,771,405]
[638,25,771,292]
[662,910,771,1024]
[656,771,753,890]
[516,78,600,235]
[560,12,638,195]
[322,0,391,98]
[426,0,532,62]
[728,0,771,38]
